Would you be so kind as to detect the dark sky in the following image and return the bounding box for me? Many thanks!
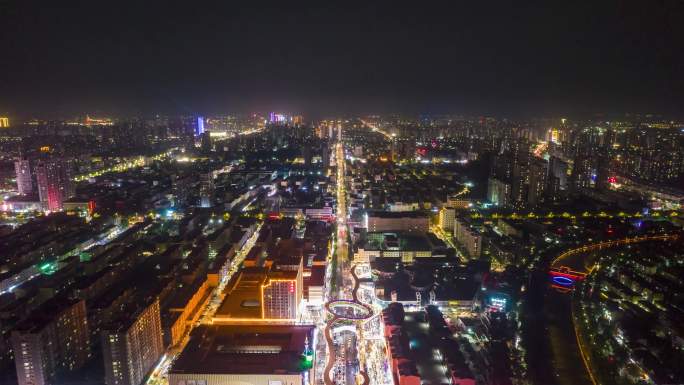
[1,1,683,118]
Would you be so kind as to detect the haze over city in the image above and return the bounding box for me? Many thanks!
[1,3,683,385]
[1,1,683,117]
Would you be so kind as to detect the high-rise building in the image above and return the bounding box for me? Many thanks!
[595,149,611,191]
[321,142,331,167]
[546,156,568,201]
[0,117,9,128]
[316,121,336,139]
[510,161,528,206]
[302,143,313,166]
[492,153,513,182]
[195,116,205,137]
[199,131,212,151]
[101,298,164,385]
[487,177,511,207]
[439,207,455,233]
[172,175,194,207]
[261,271,301,320]
[569,153,593,192]
[454,216,482,259]
[527,158,548,206]
[14,158,33,195]
[35,159,73,211]
[199,172,215,208]
[11,299,90,385]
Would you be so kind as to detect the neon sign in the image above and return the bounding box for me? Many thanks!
[552,276,574,286]
[489,296,508,311]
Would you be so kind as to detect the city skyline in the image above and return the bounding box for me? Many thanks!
[1,3,683,385]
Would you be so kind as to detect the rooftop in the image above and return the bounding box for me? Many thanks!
[216,267,267,319]
[367,210,429,219]
[363,232,437,252]
[170,324,315,375]
[13,296,82,333]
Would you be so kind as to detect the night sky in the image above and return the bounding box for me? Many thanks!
[1,1,683,118]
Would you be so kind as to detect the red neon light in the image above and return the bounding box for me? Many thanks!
[550,284,573,293]
[549,270,586,281]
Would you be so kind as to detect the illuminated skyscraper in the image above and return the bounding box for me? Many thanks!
[269,112,289,124]
[14,158,33,195]
[0,117,9,128]
[35,159,73,211]
[527,158,548,206]
[195,116,205,137]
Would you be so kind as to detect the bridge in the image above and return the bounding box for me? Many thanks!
[323,265,373,385]
[325,300,373,320]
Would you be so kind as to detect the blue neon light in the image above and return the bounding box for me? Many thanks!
[552,276,574,286]
[196,116,205,136]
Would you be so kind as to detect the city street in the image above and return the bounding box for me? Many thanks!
[322,135,393,385]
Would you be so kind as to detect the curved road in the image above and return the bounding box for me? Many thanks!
[544,233,680,385]
[551,233,679,272]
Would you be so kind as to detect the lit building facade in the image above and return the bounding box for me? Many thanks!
[438,207,455,232]
[454,217,482,259]
[262,271,302,320]
[35,159,73,211]
[527,158,548,206]
[101,298,164,385]
[487,177,511,207]
[213,265,303,323]
[166,279,213,348]
[11,299,90,385]
[199,172,214,207]
[14,158,33,195]
[446,197,471,209]
[366,211,429,234]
